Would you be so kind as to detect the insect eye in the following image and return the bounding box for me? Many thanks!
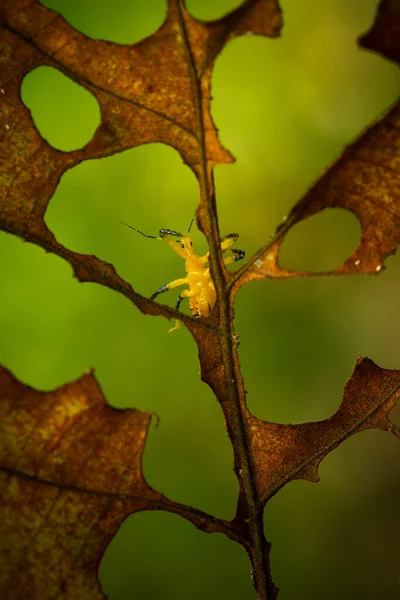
[190,241,193,246]
[181,243,185,249]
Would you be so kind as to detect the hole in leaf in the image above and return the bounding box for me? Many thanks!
[279,208,361,272]
[21,66,100,151]
[40,0,166,43]
[266,432,400,599]
[44,143,199,301]
[186,0,241,21]
[99,512,254,600]
[236,276,360,425]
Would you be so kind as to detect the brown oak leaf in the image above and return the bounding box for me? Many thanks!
[0,366,239,600]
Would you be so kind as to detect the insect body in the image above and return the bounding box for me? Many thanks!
[151,229,245,332]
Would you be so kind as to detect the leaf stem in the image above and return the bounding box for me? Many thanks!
[176,1,275,596]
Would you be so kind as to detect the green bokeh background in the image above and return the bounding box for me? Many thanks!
[2,0,400,598]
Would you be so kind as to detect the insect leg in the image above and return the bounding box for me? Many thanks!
[150,279,188,333]
[168,289,194,333]
[221,234,245,265]
[220,233,239,251]
[175,292,187,311]
[168,320,181,333]
[168,293,186,334]
[150,284,169,300]
[223,249,246,265]
[150,277,188,300]
[200,234,241,264]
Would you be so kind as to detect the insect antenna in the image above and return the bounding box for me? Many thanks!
[187,211,196,234]
[98,197,161,240]
[118,219,160,239]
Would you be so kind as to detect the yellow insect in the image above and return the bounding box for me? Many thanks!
[151,227,245,331]
[100,203,245,331]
